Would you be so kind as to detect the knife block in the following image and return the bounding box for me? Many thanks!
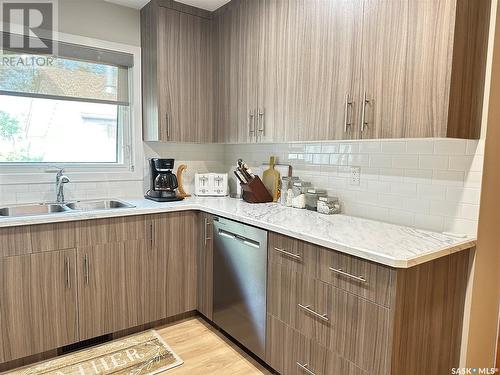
[241,176,273,203]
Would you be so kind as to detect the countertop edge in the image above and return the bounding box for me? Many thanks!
[0,201,476,269]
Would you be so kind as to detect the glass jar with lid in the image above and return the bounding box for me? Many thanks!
[317,196,341,215]
[280,176,299,206]
[291,180,311,209]
[292,181,311,197]
[305,188,327,211]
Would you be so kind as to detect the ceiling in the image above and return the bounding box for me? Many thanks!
[105,0,230,11]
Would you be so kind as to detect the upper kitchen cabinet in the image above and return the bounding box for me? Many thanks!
[212,0,490,142]
[214,0,264,143]
[360,0,491,139]
[215,0,362,143]
[359,0,408,139]
[262,0,363,142]
[141,0,214,142]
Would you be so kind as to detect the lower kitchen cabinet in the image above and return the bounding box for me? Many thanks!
[151,212,198,320]
[77,240,149,340]
[197,212,213,320]
[0,249,78,362]
[266,233,471,375]
[267,262,389,374]
[0,213,472,374]
[266,314,368,375]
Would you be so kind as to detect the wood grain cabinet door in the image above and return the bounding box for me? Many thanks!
[152,212,198,320]
[77,240,149,340]
[0,250,78,362]
[261,0,362,142]
[197,212,213,320]
[235,0,262,143]
[158,6,214,143]
[403,0,456,138]
[358,0,408,139]
[214,2,240,143]
[157,6,178,142]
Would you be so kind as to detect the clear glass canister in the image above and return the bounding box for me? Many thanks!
[317,196,341,215]
[305,189,327,211]
[280,177,292,206]
[291,181,311,209]
[292,181,311,197]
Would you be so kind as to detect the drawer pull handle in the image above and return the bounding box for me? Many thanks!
[64,257,71,289]
[297,362,317,375]
[274,247,302,261]
[329,267,367,283]
[298,304,329,322]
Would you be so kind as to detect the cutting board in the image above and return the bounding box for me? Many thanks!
[262,157,281,202]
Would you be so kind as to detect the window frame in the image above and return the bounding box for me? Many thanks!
[0,29,143,184]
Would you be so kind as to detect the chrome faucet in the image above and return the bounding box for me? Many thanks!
[56,169,70,204]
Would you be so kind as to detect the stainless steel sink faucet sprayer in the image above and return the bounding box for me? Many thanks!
[56,169,70,204]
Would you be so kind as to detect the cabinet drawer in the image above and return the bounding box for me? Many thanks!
[268,262,331,348]
[268,263,390,374]
[31,222,76,253]
[317,247,394,307]
[269,232,318,276]
[77,216,150,246]
[328,286,390,375]
[0,226,32,257]
[266,314,368,375]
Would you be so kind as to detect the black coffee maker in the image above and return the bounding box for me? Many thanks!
[145,158,184,202]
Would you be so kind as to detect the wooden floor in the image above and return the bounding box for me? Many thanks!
[155,317,272,374]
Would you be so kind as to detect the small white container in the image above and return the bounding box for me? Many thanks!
[195,173,228,196]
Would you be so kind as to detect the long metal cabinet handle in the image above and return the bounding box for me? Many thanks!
[296,362,317,375]
[248,111,255,137]
[166,113,170,140]
[273,247,302,261]
[150,221,155,248]
[329,267,367,283]
[258,109,265,135]
[84,254,90,285]
[204,217,211,246]
[298,303,329,321]
[360,91,370,135]
[344,93,353,132]
[65,257,71,289]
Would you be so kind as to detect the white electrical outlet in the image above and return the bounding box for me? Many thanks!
[350,166,361,186]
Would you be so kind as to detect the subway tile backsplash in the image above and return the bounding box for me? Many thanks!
[0,138,484,236]
[225,138,485,235]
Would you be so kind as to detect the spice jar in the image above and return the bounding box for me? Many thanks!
[317,196,341,215]
[305,188,327,211]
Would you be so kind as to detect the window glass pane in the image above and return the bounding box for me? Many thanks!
[0,94,119,163]
[0,53,129,104]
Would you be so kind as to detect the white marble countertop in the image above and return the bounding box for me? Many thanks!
[0,196,475,268]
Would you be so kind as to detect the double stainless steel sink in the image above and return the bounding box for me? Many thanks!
[0,199,135,218]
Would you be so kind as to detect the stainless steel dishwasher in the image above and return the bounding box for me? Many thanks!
[213,216,268,360]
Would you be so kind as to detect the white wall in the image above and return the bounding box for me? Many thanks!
[58,0,141,46]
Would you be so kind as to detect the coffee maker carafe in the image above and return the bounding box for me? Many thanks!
[145,158,184,202]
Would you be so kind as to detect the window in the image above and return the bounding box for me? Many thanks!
[0,34,134,165]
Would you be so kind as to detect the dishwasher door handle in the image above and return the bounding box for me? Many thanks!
[218,229,260,248]
[219,231,236,240]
